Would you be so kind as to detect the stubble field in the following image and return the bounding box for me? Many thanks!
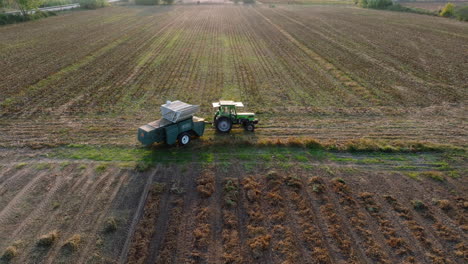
[0,3,466,264]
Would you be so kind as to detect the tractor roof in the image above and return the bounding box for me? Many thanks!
[212,100,244,108]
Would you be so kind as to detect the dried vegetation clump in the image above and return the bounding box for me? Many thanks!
[126,183,165,263]
[37,230,59,247]
[103,217,117,233]
[436,199,451,210]
[197,170,215,198]
[1,246,18,261]
[63,234,81,251]
[222,178,241,263]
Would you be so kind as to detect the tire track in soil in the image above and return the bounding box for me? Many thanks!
[263,171,312,264]
[360,171,461,262]
[366,171,465,262]
[304,174,365,263]
[8,166,69,240]
[42,167,119,263]
[237,8,319,107]
[0,166,15,185]
[76,169,131,263]
[168,9,210,103]
[327,178,404,263]
[183,167,213,263]
[206,165,224,264]
[118,167,157,264]
[232,164,254,264]
[360,172,452,263]
[95,8,191,112]
[7,12,160,117]
[170,164,199,263]
[281,172,336,263]
[15,165,96,263]
[144,166,175,264]
[144,10,202,106]
[0,167,32,204]
[152,166,187,264]
[125,168,167,264]
[233,9,301,109]
[252,7,379,106]
[0,170,48,226]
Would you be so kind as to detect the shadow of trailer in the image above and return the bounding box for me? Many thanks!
[138,116,205,146]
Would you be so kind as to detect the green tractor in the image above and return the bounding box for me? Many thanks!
[213,100,258,133]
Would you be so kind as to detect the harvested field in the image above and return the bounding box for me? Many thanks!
[0,3,467,264]
[401,1,468,12]
[0,147,466,263]
[0,4,467,147]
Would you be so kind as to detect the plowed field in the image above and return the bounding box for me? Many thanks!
[0,4,466,147]
[0,3,466,264]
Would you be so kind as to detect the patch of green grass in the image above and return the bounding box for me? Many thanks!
[395,165,421,171]
[358,158,382,164]
[52,201,60,210]
[406,172,420,181]
[447,171,460,178]
[309,149,328,160]
[200,152,214,163]
[78,164,87,170]
[300,164,314,170]
[420,171,445,182]
[34,163,51,170]
[330,156,357,163]
[95,164,108,174]
[333,177,346,184]
[412,200,427,210]
[259,154,272,162]
[243,162,255,172]
[219,161,231,173]
[135,161,151,172]
[431,161,451,170]
[117,162,136,169]
[15,162,27,169]
[273,153,288,161]
[237,152,251,161]
[60,162,71,169]
[294,154,309,162]
[320,165,335,175]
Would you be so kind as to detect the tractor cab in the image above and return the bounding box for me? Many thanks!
[212,100,258,133]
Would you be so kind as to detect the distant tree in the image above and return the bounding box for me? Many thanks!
[162,0,173,4]
[79,0,107,9]
[135,0,158,5]
[440,3,455,17]
[454,5,468,21]
[5,0,42,16]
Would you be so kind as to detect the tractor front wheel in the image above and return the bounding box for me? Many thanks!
[216,117,232,133]
[178,132,191,146]
[245,123,255,132]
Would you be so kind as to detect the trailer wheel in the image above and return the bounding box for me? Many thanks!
[245,123,255,132]
[216,117,232,133]
[178,132,191,146]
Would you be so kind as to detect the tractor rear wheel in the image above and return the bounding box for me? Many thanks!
[178,132,191,146]
[245,123,255,132]
[216,117,232,133]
